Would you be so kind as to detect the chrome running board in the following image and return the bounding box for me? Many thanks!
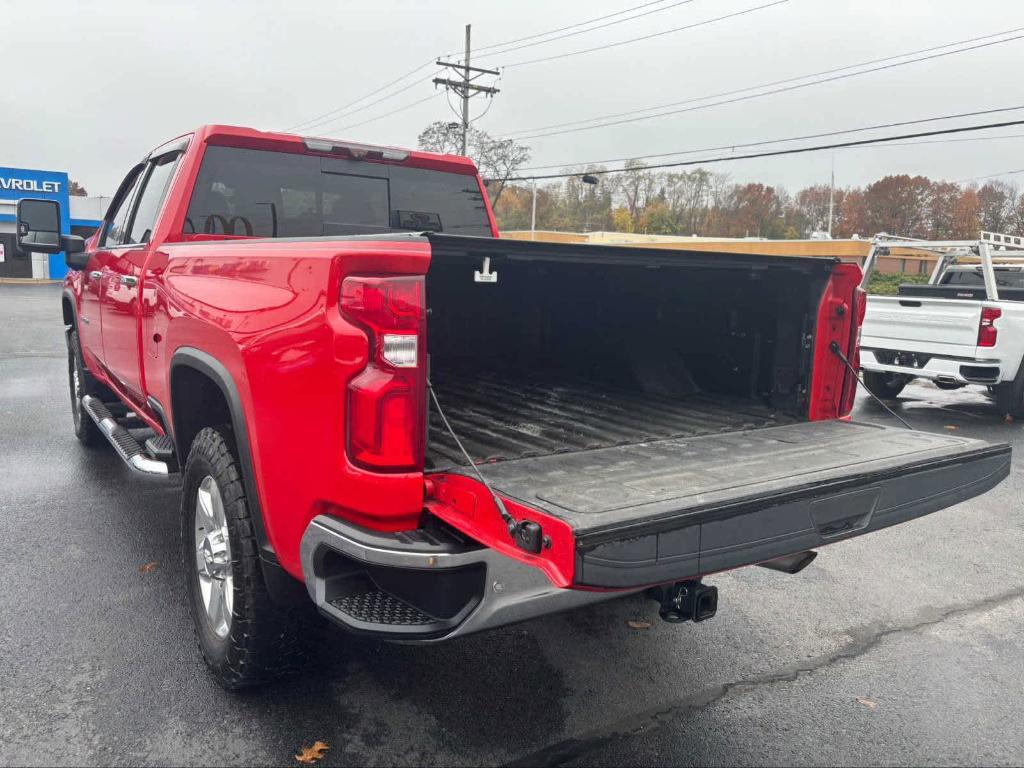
[80,395,171,475]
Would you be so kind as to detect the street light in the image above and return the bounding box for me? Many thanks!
[581,174,599,185]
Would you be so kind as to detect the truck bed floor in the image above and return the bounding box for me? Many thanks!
[426,370,800,469]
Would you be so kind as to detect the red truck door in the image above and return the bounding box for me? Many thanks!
[80,166,144,387]
[100,152,181,400]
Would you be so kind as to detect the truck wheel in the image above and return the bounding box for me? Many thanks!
[994,363,1024,419]
[67,329,104,447]
[182,426,305,689]
[863,371,909,400]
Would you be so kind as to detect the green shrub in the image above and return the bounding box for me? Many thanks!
[866,272,930,295]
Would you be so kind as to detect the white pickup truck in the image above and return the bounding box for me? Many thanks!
[860,234,1024,417]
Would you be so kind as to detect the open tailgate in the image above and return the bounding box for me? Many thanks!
[452,421,1009,587]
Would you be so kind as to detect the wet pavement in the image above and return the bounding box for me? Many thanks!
[1,282,1023,766]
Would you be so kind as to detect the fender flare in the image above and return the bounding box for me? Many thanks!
[169,347,275,562]
[61,289,78,332]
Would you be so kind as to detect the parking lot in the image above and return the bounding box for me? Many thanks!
[2,281,1023,767]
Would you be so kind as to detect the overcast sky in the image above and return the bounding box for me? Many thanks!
[4,0,1023,196]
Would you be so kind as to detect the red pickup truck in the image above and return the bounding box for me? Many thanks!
[17,125,1010,688]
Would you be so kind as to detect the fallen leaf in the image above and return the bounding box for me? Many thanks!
[943,425,958,431]
[295,741,330,764]
[856,697,877,710]
[627,619,652,630]
[138,561,158,574]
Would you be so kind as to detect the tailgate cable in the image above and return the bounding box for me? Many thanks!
[829,342,914,430]
[427,380,548,554]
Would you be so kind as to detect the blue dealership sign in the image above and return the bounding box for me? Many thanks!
[0,166,72,279]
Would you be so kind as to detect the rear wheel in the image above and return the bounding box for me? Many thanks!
[994,363,1024,419]
[863,371,909,400]
[67,329,104,447]
[182,425,305,689]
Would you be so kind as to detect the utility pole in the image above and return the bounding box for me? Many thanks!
[434,24,500,156]
[827,152,835,239]
[530,178,537,239]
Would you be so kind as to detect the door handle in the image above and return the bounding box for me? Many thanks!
[120,275,138,287]
[89,271,102,281]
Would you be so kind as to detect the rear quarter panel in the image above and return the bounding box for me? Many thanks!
[149,239,431,578]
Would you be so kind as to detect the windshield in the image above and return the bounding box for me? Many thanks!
[185,145,492,238]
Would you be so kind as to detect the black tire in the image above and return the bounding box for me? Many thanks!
[863,371,909,400]
[182,425,305,689]
[994,363,1024,419]
[67,329,104,447]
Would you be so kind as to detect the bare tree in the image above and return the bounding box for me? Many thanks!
[418,121,530,206]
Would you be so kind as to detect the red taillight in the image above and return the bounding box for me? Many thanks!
[341,276,425,470]
[809,264,863,421]
[978,306,1001,348]
[838,286,867,415]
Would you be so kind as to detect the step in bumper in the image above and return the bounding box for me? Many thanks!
[574,444,1011,588]
[299,516,628,642]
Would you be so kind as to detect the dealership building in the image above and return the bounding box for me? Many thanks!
[0,166,109,280]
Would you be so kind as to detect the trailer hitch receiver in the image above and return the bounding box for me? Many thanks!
[649,580,718,623]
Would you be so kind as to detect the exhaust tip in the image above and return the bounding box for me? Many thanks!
[757,550,818,575]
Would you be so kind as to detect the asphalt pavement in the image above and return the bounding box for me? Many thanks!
[1,282,1022,767]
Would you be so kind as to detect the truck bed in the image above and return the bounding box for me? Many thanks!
[425,370,799,469]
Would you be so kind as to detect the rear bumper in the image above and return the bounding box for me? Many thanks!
[575,444,1010,587]
[861,348,1006,385]
[299,516,629,642]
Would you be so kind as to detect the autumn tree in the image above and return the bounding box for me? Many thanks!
[863,175,932,237]
[950,187,981,238]
[926,182,960,239]
[487,161,1022,244]
[977,181,1017,233]
[69,179,88,196]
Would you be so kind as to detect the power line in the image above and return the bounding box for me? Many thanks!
[284,58,436,132]
[954,168,1024,184]
[501,0,789,69]
[492,118,1024,182]
[515,104,1024,171]
[287,0,695,134]
[474,0,699,60]
[329,93,441,134]
[502,31,1024,140]
[295,70,441,134]
[869,132,1024,149]
[500,26,1024,139]
[458,0,674,55]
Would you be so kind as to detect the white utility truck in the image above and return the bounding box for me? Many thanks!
[860,232,1024,417]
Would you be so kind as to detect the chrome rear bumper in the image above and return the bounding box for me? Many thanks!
[299,515,629,642]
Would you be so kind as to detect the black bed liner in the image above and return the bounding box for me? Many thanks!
[444,420,1010,587]
[425,371,799,468]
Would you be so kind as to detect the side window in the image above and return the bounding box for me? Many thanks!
[126,153,181,245]
[101,168,144,247]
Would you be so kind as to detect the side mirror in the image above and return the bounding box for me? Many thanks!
[16,198,90,270]
[64,236,89,270]
[16,199,62,254]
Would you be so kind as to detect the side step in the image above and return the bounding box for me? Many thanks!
[81,395,173,475]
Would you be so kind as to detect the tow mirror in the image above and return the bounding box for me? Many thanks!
[16,199,62,253]
[16,198,88,269]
